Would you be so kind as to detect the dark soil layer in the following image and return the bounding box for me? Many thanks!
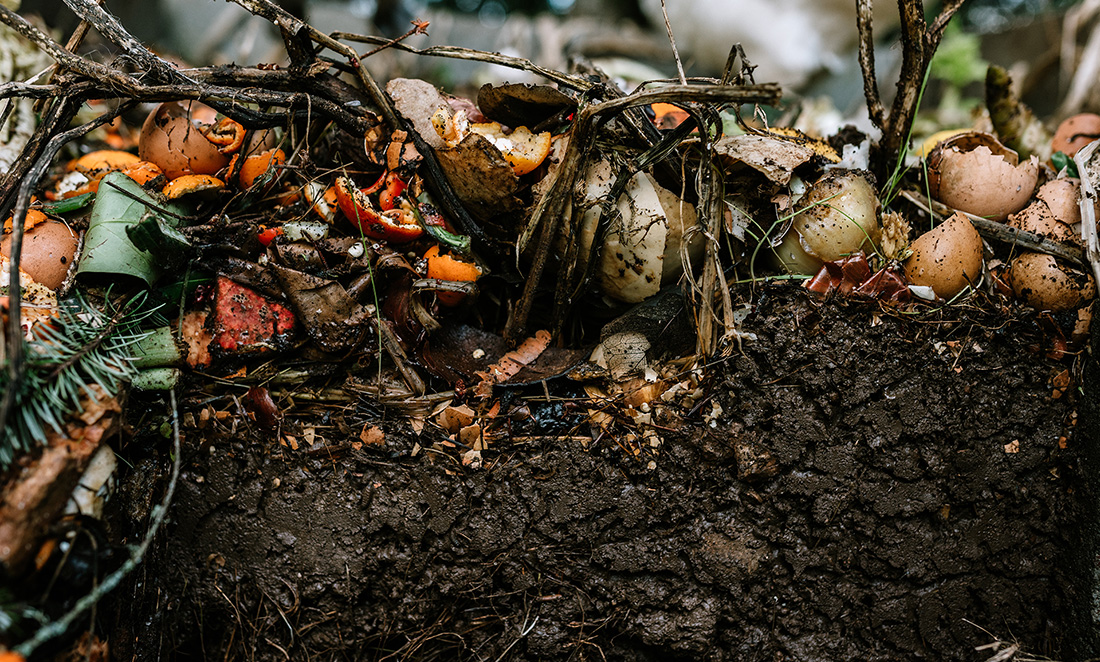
[109,287,1088,661]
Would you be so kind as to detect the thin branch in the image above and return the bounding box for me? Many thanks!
[856,0,885,130]
[331,33,595,92]
[659,0,687,85]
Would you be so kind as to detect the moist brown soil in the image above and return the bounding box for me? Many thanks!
[106,285,1089,661]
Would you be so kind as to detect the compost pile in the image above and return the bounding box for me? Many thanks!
[0,0,1097,660]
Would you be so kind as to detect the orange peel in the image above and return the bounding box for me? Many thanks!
[238,148,286,188]
[200,117,247,155]
[163,174,226,199]
[424,244,482,306]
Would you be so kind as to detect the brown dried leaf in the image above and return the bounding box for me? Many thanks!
[714,134,817,185]
[477,82,576,129]
[435,132,522,222]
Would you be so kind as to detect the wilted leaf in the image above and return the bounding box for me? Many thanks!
[714,134,817,186]
[477,82,576,129]
[436,132,522,222]
[267,263,370,353]
[76,171,189,285]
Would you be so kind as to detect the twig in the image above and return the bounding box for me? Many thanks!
[900,189,1087,265]
[857,0,969,176]
[856,0,885,129]
[330,34,594,91]
[358,18,430,60]
[658,0,687,85]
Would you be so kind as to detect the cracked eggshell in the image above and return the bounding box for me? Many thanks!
[927,132,1039,222]
[1008,252,1095,311]
[790,170,881,263]
[1036,178,1081,226]
[596,169,701,304]
[1,220,78,290]
[903,212,984,298]
[139,102,230,180]
[1007,200,1078,245]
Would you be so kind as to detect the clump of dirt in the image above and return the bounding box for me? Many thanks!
[108,286,1086,661]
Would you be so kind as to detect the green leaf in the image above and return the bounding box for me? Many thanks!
[40,191,95,214]
[76,172,189,285]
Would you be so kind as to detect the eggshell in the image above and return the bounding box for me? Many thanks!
[903,212,984,298]
[1007,200,1078,245]
[1035,178,1080,226]
[139,102,230,180]
[791,171,880,262]
[927,132,1038,222]
[1008,251,1095,311]
[0,220,78,290]
[1051,113,1100,158]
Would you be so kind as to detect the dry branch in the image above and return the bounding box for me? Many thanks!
[858,0,968,175]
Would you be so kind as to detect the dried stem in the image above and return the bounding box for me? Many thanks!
[857,0,969,176]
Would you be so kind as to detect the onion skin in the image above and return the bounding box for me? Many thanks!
[791,171,881,263]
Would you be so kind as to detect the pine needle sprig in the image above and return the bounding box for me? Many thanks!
[0,293,153,468]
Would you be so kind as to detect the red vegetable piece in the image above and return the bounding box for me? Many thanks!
[257,226,281,246]
[245,386,282,430]
[212,276,296,355]
[379,172,407,211]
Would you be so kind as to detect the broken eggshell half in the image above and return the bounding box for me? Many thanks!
[139,101,231,180]
[926,131,1039,222]
[1,219,79,290]
[1008,251,1095,311]
[903,212,984,299]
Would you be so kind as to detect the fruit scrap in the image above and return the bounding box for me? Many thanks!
[162,174,226,200]
[473,329,552,397]
[232,147,286,189]
[211,276,296,355]
[200,116,247,154]
[424,244,482,306]
[468,122,552,176]
[334,175,424,242]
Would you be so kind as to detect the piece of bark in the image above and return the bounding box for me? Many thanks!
[0,385,120,573]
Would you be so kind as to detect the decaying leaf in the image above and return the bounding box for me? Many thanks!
[0,385,120,573]
[477,82,576,129]
[387,77,453,150]
[76,172,189,285]
[435,132,523,222]
[714,133,818,186]
[268,263,370,353]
